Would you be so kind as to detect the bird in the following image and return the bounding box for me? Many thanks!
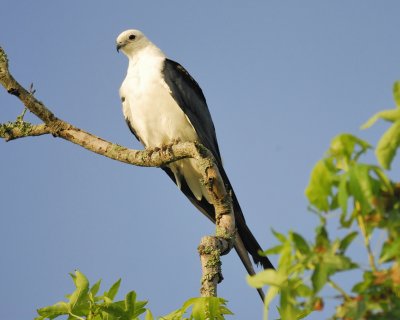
[116,29,274,300]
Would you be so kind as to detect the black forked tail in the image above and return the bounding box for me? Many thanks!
[231,191,274,270]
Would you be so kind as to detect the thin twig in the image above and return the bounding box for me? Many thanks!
[328,280,350,301]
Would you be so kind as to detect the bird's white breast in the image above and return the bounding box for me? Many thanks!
[119,48,197,147]
[119,46,211,202]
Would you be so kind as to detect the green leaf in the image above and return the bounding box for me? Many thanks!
[292,232,310,255]
[191,298,208,320]
[311,249,358,293]
[394,80,400,107]
[170,297,232,320]
[106,278,121,301]
[352,271,374,293]
[264,286,280,320]
[376,120,400,169]
[305,160,334,211]
[160,308,183,320]
[271,228,286,242]
[338,173,349,215]
[135,300,148,310]
[315,225,329,249]
[69,270,89,311]
[324,253,358,272]
[348,164,375,213]
[37,302,69,318]
[90,279,102,297]
[125,291,137,317]
[329,134,371,162]
[295,284,312,297]
[247,269,286,288]
[340,208,355,228]
[100,302,127,319]
[295,310,313,320]
[339,231,358,253]
[145,309,154,320]
[371,166,393,194]
[123,291,146,319]
[361,108,400,129]
[180,297,199,314]
[329,192,339,211]
[263,244,284,255]
[334,298,367,320]
[311,264,329,293]
[279,287,298,320]
[379,238,400,263]
[208,298,222,319]
[278,235,294,273]
[211,297,233,317]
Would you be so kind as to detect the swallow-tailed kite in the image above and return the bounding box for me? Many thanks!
[116,29,273,296]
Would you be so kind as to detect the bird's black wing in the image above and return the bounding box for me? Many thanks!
[162,59,273,270]
[162,59,222,164]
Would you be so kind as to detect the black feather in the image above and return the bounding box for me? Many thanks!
[162,59,273,270]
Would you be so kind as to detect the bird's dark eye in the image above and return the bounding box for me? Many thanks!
[129,34,136,40]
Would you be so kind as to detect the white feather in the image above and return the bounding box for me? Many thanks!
[118,31,212,202]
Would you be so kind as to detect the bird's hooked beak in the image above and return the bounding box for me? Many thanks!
[116,42,125,52]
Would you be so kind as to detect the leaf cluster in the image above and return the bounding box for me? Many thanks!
[36,271,148,320]
[247,224,357,320]
[35,271,233,320]
[161,297,233,320]
[248,82,400,319]
[362,81,400,169]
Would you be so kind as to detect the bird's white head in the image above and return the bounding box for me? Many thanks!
[116,29,150,57]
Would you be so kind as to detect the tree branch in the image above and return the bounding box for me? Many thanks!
[0,121,50,141]
[0,46,236,297]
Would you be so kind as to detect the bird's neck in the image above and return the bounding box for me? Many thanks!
[127,45,165,71]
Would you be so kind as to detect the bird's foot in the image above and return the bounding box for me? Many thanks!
[160,138,181,156]
[146,139,182,159]
[146,146,161,158]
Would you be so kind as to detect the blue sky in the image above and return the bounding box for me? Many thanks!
[1,1,400,319]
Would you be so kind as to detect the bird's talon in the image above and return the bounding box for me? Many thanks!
[160,144,172,157]
[147,146,160,157]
